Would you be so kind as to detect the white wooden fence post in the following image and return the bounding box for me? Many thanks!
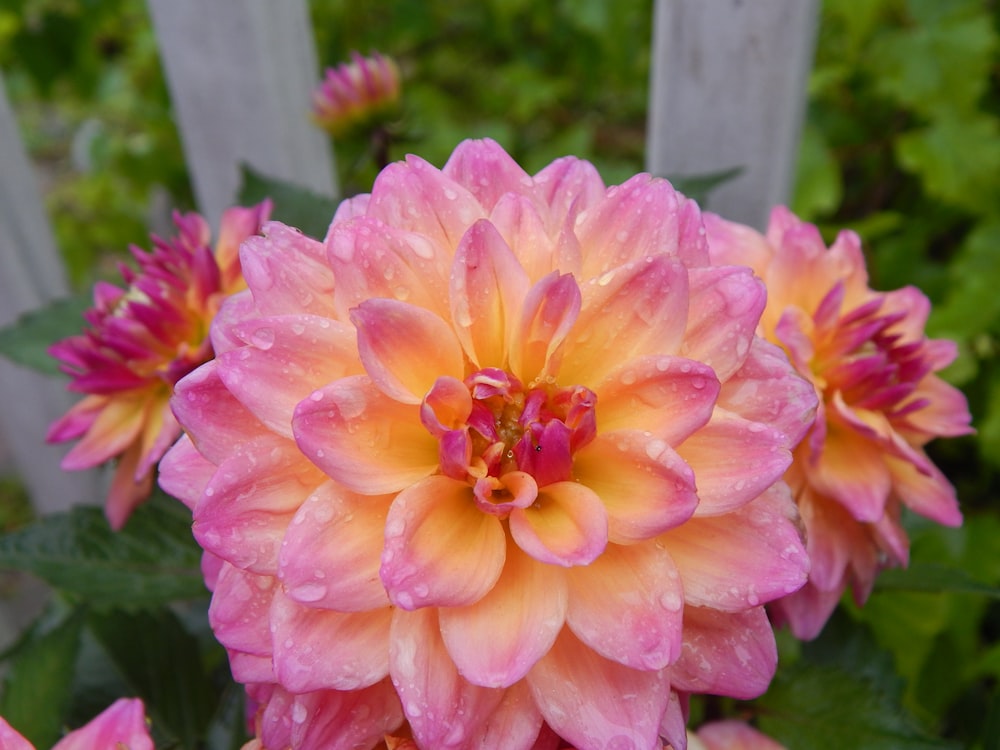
[646,0,820,229]
[146,0,338,223]
[0,71,104,516]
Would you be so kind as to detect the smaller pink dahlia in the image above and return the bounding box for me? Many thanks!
[706,206,974,639]
[689,721,785,750]
[47,201,271,529]
[0,698,153,750]
[312,51,402,137]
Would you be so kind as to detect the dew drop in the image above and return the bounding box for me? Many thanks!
[251,327,275,350]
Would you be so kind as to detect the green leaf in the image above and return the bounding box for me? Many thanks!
[237,165,340,240]
[88,606,218,749]
[0,296,90,375]
[0,495,205,608]
[758,614,959,749]
[792,123,843,219]
[0,607,84,748]
[665,166,744,206]
[875,562,1000,598]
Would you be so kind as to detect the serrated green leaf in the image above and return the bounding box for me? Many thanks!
[0,296,90,375]
[0,496,205,608]
[0,608,84,748]
[88,607,217,749]
[665,166,744,206]
[237,165,340,240]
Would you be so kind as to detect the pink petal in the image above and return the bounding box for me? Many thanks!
[293,375,439,494]
[717,338,818,449]
[439,541,568,687]
[52,698,153,750]
[594,355,720,444]
[327,216,452,322]
[271,588,391,692]
[450,219,530,368]
[532,155,607,234]
[59,396,144,470]
[489,193,579,283]
[442,138,537,212]
[208,563,275,658]
[509,481,608,566]
[0,719,33,750]
[528,628,670,750]
[900,374,973,439]
[680,266,765,382]
[669,606,777,700]
[279,481,392,611]
[566,541,685,670]
[390,608,507,749]
[888,453,962,526]
[509,272,582,383]
[665,483,809,610]
[216,314,361,437]
[239,223,335,317]
[768,579,845,641]
[366,154,487,250]
[696,720,787,750]
[704,211,774,275]
[351,299,464,403]
[171,360,264,465]
[564,255,691,385]
[810,420,891,522]
[381,475,506,609]
[575,173,708,279]
[229,649,274,685]
[573,431,698,544]
[677,408,792,516]
[462,680,545,750]
[194,434,323,573]
[290,681,404,750]
[660,691,689,750]
[210,288,257,354]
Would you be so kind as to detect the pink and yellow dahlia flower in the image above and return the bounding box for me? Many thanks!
[47,201,271,529]
[705,206,974,639]
[159,139,816,750]
[0,698,153,750]
[312,51,402,137]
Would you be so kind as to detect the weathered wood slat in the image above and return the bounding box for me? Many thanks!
[646,0,819,229]
[146,0,338,222]
[0,71,103,514]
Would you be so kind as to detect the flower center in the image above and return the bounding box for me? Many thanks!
[420,367,597,513]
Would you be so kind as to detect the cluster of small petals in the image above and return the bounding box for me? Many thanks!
[312,51,402,136]
[161,139,816,749]
[705,206,974,639]
[0,698,153,750]
[47,201,271,528]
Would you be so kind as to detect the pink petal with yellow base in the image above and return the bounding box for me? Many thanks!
[566,541,685,670]
[217,314,360,437]
[157,434,215,511]
[208,563,276,658]
[449,219,530,368]
[508,481,608,566]
[666,484,809,610]
[279,481,392,611]
[488,193,581,282]
[573,431,697,543]
[381,475,506,609]
[509,272,581,383]
[352,300,464,403]
[239,224,334,318]
[528,628,670,750]
[327,216,452,322]
[51,698,153,750]
[290,680,404,750]
[669,606,777,699]
[293,376,439,494]
[439,541,568,688]
[593,355,720,444]
[271,589,392,692]
[442,138,538,213]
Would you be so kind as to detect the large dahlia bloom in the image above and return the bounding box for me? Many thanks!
[0,698,153,750]
[706,206,974,639]
[160,139,815,750]
[47,201,271,528]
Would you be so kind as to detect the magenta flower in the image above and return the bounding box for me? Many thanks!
[160,139,815,750]
[706,206,974,639]
[47,201,271,529]
[0,698,153,750]
[312,51,402,137]
[689,721,785,750]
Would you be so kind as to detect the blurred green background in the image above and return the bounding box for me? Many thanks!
[1,0,999,747]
